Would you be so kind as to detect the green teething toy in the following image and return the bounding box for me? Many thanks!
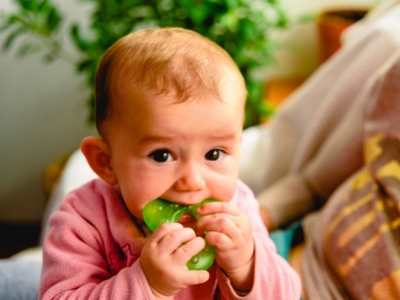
[143,198,218,270]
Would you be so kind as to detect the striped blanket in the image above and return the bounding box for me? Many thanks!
[302,50,400,300]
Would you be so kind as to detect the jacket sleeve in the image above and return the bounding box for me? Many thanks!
[258,76,367,228]
[39,203,154,300]
[217,182,302,300]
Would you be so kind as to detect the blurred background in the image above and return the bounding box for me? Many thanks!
[0,0,379,256]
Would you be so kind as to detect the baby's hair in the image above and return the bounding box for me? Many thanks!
[94,27,244,134]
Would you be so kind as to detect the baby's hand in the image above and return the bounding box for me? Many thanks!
[196,202,255,292]
[140,223,209,299]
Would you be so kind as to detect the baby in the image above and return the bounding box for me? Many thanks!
[40,27,300,299]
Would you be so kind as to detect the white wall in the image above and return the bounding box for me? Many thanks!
[0,0,96,222]
[0,0,380,223]
[268,0,380,79]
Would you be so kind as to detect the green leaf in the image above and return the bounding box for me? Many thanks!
[0,14,22,33]
[70,24,90,52]
[37,0,50,11]
[225,0,238,10]
[257,100,276,117]
[240,19,258,39]
[18,0,38,11]
[6,14,21,25]
[2,26,27,51]
[219,11,238,32]
[46,7,61,32]
[188,7,210,25]
[17,43,42,57]
[0,21,13,33]
[0,0,291,127]
[276,7,289,27]
[76,58,93,72]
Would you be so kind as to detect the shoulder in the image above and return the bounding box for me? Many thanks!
[66,178,115,199]
[49,178,122,238]
[59,178,117,212]
[45,178,139,257]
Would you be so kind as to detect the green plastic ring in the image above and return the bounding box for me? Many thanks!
[143,198,218,270]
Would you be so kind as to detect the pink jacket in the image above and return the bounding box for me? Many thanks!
[40,179,300,299]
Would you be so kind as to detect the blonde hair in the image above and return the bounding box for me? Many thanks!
[95,27,245,133]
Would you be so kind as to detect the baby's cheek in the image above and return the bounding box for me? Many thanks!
[123,194,150,221]
[220,180,238,202]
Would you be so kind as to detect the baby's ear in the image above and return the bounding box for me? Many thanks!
[81,136,117,185]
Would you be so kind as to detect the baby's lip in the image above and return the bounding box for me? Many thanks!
[178,213,197,224]
[178,214,197,231]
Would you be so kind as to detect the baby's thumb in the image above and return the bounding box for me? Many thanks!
[184,270,210,286]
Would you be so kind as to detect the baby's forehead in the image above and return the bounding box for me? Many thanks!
[113,59,244,100]
[114,73,244,107]
[101,85,245,141]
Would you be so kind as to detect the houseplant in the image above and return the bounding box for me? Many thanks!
[0,0,288,127]
[317,8,367,63]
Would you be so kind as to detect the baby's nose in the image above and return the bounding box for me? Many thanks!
[174,162,205,192]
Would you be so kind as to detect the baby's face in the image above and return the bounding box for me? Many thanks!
[105,81,245,224]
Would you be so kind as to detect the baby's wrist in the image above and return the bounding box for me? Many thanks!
[153,295,174,300]
[150,288,174,300]
[223,256,255,293]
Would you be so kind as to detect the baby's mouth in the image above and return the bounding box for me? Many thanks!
[178,213,197,230]
[143,198,218,233]
[178,213,197,224]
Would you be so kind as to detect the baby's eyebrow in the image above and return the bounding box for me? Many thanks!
[138,133,238,144]
[208,134,237,141]
[139,135,174,144]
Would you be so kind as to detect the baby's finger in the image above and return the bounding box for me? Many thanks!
[196,201,240,217]
[157,227,198,254]
[173,236,206,266]
[204,231,234,250]
[197,213,238,238]
[180,269,210,286]
[150,222,184,242]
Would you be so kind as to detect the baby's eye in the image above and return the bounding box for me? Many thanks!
[149,150,173,163]
[205,149,225,161]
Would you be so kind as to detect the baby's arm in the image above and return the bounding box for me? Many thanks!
[198,182,301,299]
[196,202,255,292]
[40,199,210,300]
[40,209,155,300]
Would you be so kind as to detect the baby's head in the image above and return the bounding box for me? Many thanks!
[82,27,247,221]
[94,27,246,137]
